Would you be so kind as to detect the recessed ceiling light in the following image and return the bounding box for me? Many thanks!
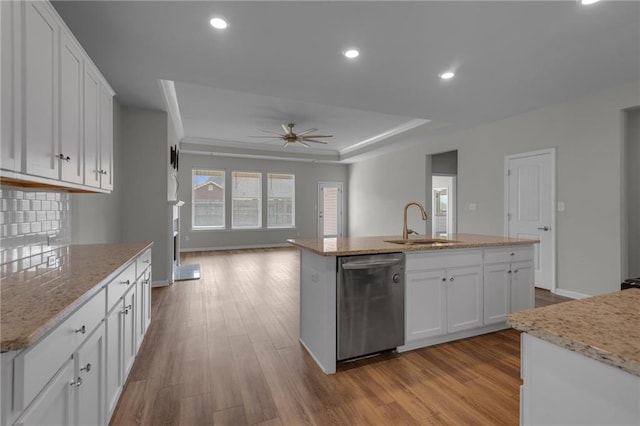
[209,17,228,30]
[343,49,360,59]
[580,0,600,4]
[439,71,455,80]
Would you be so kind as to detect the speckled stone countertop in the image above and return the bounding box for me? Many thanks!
[287,233,538,256]
[1,242,152,352]
[507,289,640,377]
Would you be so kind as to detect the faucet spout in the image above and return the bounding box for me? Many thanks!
[403,201,428,240]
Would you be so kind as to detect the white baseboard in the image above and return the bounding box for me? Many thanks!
[554,288,590,299]
[180,242,291,253]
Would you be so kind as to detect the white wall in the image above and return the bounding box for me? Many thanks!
[626,108,640,278]
[349,82,639,296]
[178,153,348,250]
[70,100,123,244]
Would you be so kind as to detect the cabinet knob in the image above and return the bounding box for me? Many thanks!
[514,269,519,274]
[143,259,150,264]
[121,279,131,285]
[75,325,86,334]
[441,277,446,282]
[99,170,108,175]
[449,277,454,282]
[70,377,82,387]
[57,153,71,162]
[508,270,512,274]
[510,252,515,256]
[81,363,91,373]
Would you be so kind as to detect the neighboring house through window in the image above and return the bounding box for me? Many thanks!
[192,169,225,228]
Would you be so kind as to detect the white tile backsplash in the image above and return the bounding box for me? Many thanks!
[0,186,71,276]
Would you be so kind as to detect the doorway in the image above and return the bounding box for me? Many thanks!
[505,149,556,291]
[318,182,343,238]
[432,175,457,235]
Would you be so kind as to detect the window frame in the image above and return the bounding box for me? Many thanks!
[191,169,226,230]
[231,170,263,229]
[267,173,295,229]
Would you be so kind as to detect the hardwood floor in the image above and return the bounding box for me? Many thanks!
[111,248,565,426]
[535,287,571,307]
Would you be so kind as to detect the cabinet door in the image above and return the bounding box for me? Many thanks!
[75,324,105,426]
[14,358,74,426]
[24,1,58,179]
[483,263,511,325]
[135,277,145,350]
[405,269,447,341]
[1,1,21,171]
[105,302,123,420]
[99,86,113,190]
[83,64,100,188]
[122,288,136,378]
[446,266,483,333]
[143,270,152,332]
[511,261,535,312]
[59,30,83,184]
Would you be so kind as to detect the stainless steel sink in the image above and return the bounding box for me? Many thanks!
[384,238,458,245]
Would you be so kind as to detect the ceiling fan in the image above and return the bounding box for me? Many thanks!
[249,123,333,147]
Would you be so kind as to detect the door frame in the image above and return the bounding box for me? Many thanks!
[317,181,344,238]
[504,148,556,292]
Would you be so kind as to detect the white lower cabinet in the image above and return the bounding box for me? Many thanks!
[14,359,74,426]
[404,246,534,350]
[2,249,151,426]
[75,324,105,426]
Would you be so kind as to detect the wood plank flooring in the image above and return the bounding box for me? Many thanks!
[111,248,569,426]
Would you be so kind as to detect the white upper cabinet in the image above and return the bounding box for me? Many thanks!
[24,1,59,180]
[59,30,84,184]
[1,0,114,193]
[1,2,22,172]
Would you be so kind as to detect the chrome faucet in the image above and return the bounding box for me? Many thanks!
[403,201,428,240]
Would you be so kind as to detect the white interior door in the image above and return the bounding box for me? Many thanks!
[318,182,343,238]
[505,149,555,291]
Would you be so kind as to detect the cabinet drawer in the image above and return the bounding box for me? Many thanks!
[136,249,151,279]
[406,249,482,271]
[484,246,533,264]
[107,262,136,309]
[14,287,106,411]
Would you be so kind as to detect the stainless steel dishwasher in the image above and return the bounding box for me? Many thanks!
[337,253,405,361]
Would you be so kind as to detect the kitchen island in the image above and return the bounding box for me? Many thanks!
[508,289,640,425]
[289,233,538,374]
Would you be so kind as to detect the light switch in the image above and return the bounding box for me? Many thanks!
[557,201,565,212]
[469,203,477,211]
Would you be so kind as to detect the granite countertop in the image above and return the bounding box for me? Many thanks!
[507,289,640,377]
[287,233,538,256]
[1,242,152,352]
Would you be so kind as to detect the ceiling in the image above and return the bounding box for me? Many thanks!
[52,1,640,163]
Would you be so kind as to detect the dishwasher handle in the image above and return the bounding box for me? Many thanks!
[341,258,403,270]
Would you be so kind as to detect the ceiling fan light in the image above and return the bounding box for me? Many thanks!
[343,49,360,59]
[439,71,455,80]
[580,0,600,4]
[209,17,228,30]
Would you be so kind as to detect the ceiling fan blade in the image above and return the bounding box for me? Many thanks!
[282,124,293,135]
[296,128,318,136]
[297,140,310,147]
[258,129,284,136]
[249,135,283,138]
[300,138,328,144]
[304,134,333,138]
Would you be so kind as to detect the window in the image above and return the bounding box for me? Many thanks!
[267,173,295,228]
[192,169,225,228]
[232,171,261,228]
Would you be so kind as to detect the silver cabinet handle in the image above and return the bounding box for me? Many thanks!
[537,226,550,231]
[81,363,91,372]
[75,325,86,334]
[70,377,82,387]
